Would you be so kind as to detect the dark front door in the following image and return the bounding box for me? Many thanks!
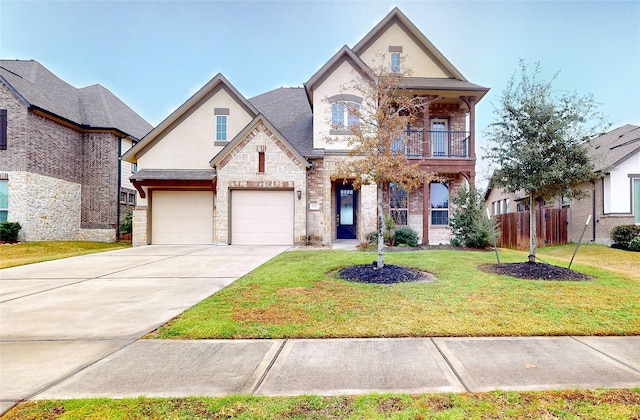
[337,185,357,239]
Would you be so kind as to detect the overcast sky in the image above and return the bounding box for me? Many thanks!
[2,0,639,185]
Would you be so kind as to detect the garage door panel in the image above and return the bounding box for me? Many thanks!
[152,191,213,244]
[231,190,293,245]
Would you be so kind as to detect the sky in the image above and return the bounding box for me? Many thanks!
[1,0,639,186]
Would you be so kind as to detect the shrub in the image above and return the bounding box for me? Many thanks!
[610,224,640,247]
[0,221,21,242]
[629,235,640,252]
[449,184,495,248]
[119,212,133,234]
[394,227,418,247]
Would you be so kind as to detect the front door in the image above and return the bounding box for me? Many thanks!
[337,185,357,239]
[431,118,448,156]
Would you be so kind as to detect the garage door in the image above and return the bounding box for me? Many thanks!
[231,190,293,245]
[151,190,214,244]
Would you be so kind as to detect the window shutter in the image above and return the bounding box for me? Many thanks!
[0,110,7,150]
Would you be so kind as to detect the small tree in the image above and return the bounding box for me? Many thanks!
[450,184,493,248]
[485,60,608,262]
[330,57,437,268]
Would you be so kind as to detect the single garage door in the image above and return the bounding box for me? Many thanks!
[151,190,214,244]
[231,190,293,245]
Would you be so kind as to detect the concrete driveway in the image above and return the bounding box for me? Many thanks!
[0,245,287,413]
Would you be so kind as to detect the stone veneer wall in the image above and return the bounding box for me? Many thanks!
[215,122,308,244]
[5,171,81,241]
[132,206,148,246]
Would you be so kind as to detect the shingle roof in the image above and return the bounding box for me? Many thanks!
[130,169,216,181]
[249,87,313,156]
[0,59,152,139]
[590,124,640,173]
[402,77,489,95]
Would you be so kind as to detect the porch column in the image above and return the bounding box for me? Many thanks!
[422,181,430,245]
[422,95,439,157]
[460,96,477,160]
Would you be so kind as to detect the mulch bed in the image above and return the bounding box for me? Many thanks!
[480,262,592,281]
[339,264,434,284]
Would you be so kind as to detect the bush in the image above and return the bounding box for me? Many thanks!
[610,224,640,247]
[394,227,418,247]
[449,184,495,248]
[629,235,640,252]
[120,212,133,234]
[0,221,21,242]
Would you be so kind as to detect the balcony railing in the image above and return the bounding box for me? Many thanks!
[392,129,471,158]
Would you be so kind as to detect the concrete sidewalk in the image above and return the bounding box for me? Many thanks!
[26,336,640,401]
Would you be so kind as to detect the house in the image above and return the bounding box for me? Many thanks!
[484,124,640,244]
[123,8,489,246]
[0,59,152,241]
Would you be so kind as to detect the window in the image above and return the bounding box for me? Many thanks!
[634,179,640,223]
[0,180,7,222]
[214,108,229,142]
[390,183,408,225]
[505,198,510,213]
[0,109,6,150]
[390,52,401,73]
[216,115,227,141]
[258,151,265,173]
[120,192,127,203]
[331,101,359,132]
[131,163,137,173]
[430,182,449,225]
[128,193,136,205]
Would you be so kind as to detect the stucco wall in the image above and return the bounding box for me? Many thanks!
[357,22,450,78]
[138,87,253,170]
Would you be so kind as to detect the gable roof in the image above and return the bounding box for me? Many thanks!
[249,87,313,156]
[123,73,258,162]
[590,124,640,173]
[303,46,371,108]
[0,59,152,139]
[209,114,310,169]
[352,7,467,81]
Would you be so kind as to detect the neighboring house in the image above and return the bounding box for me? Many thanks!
[484,124,640,244]
[0,59,152,241]
[123,8,489,246]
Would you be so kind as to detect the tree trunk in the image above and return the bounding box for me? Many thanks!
[529,193,536,263]
[377,182,384,268]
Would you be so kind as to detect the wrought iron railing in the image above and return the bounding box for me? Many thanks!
[392,130,471,158]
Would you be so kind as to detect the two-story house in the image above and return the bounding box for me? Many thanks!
[0,59,152,241]
[123,8,489,246]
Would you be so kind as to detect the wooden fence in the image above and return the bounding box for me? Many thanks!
[495,208,569,250]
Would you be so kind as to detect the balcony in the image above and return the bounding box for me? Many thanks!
[392,129,471,158]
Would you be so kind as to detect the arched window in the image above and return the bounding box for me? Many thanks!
[328,94,362,134]
[390,183,408,225]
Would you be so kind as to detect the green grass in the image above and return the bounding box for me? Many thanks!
[151,244,640,339]
[0,241,131,268]
[5,390,639,419]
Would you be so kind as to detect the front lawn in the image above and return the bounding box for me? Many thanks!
[0,241,131,268]
[5,390,640,419]
[152,245,640,339]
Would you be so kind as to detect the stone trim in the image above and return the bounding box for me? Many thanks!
[214,108,229,115]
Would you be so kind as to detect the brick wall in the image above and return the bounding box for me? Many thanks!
[81,132,119,230]
[0,83,29,171]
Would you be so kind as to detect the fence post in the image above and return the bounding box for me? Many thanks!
[487,209,500,264]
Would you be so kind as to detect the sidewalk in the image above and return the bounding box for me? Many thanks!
[26,336,640,400]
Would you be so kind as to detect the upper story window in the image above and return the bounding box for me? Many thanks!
[0,109,7,150]
[389,46,402,73]
[328,94,362,135]
[214,108,229,142]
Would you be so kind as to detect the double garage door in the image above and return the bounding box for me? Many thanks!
[151,190,293,245]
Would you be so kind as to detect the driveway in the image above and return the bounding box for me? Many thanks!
[0,245,287,412]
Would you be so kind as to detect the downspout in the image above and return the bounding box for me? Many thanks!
[591,180,596,241]
[116,138,122,242]
[305,164,310,244]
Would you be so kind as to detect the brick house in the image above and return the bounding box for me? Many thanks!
[0,59,152,241]
[123,8,489,246]
[485,124,640,244]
